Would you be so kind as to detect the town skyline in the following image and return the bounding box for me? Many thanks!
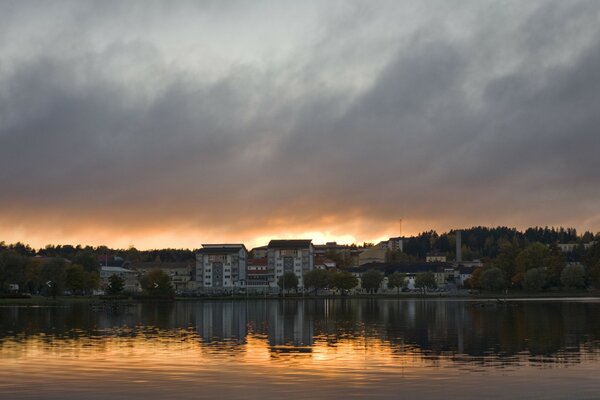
[1,223,595,252]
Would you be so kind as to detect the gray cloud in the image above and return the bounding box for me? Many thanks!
[0,0,599,247]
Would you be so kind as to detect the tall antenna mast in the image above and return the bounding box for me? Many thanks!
[399,219,403,237]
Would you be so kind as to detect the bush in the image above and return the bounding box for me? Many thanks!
[560,264,586,289]
[479,267,506,292]
[523,268,546,292]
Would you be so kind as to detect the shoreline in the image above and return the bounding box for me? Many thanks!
[1,291,599,306]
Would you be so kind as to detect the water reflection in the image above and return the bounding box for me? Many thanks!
[1,299,600,399]
[2,299,600,362]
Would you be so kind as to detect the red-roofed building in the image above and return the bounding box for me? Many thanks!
[314,256,336,270]
[246,257,274,292]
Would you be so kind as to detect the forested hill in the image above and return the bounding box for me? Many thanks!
[401,226,596,260]
[0,242,196,263]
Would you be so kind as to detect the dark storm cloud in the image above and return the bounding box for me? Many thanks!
[0,0,599,247]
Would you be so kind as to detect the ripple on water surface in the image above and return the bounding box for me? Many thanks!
[1,299,600,399]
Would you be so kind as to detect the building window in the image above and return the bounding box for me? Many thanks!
[208,255,227,262]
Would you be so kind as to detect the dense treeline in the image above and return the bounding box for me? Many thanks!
[464,240,600,292]
[401,226,597,261]
[0,241,193,295]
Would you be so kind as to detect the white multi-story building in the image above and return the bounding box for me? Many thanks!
[387,237,404,252]
[196,244,247,293]
[267,240,314,289]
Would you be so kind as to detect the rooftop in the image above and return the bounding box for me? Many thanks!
[268,239,312,249]
[198,246,245,255]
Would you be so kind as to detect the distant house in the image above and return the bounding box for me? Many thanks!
[314,242,353,256]
[426,253,447,263]
[557,242,595,252]
[132,261,196,293]
[250,245,268,259]
[100,266,139,292]
[268,240,314,289]
[196,244,247,293]
[314,256,336,270]
[455,265,475,287]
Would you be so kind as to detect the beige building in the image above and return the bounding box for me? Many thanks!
[100,266,140,293]
[358,243,387,265]
[132,261,196,293]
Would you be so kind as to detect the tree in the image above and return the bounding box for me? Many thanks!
[303,269,330,295]
[387,272,406,295]
[330,271,358,295]
[140,268,174,298]
[545,244,565,287]
[0,252,27,293]
[588,261,600,289]
[25,259,42,294]
[72,251,99,273]
[515,243,550,273]
[40,258,67,299]
[493,240,519,283]
[523,268,546,292]
[85,270,100,293]
[65,264,87,295]
[560,264,586,289]
[415,271,437,292]
[106,274,125,295]
[466,267,483,289]
[479,267,506,292]
[277,272,298,294]
[361,269,384,294]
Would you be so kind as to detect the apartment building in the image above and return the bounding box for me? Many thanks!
[196,244,247,293]
[267,240,313,289]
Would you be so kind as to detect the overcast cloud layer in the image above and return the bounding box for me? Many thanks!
[1,0,600,249]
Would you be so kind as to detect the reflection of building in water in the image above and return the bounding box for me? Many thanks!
[268,301,314,350]
[195,302,247,345]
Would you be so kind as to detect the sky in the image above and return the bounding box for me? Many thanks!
[1,0,599,250]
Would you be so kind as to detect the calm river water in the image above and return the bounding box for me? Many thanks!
[1,298,600,399]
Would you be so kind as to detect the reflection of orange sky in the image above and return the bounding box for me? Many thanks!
[2,331,600,399]
[0,333,429,374]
